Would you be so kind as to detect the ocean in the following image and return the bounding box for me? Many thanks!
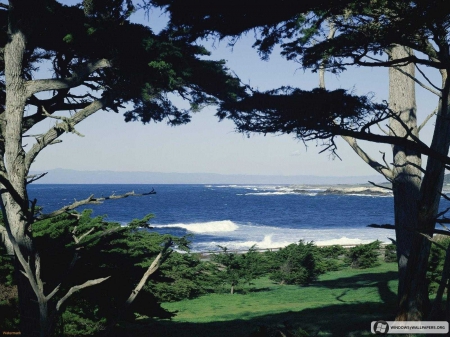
[28,184,398,252]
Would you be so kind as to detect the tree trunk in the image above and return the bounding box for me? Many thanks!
[396,68,450,320]
[388,45,422,312]
[3,4,41,335]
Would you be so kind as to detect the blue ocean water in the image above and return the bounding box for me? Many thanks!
[28,184,397,251]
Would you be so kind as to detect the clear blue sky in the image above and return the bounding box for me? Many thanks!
[29,1,441,178]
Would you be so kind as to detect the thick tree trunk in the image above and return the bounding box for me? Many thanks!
[3,4,42,336]
[396,69,450,320]
[388,45,422,311]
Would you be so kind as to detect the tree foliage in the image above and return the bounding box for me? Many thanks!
[267,241,343,285]
[212,245,266,294]
[1,210,211,335]
[344,241,381,269]
[149,0,450,321]
[0,1,247,335]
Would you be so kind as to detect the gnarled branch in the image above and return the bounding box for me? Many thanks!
[37,189,156,220]
[56,276,111,312]
[25,59,112,97]
[25,97,110,172]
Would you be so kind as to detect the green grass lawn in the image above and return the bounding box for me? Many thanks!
[124,262,399,337]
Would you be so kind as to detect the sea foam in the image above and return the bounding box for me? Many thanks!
[154,220,239,233]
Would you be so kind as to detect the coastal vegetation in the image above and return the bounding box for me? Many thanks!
[148,0,450,321]
[0,212,438,336]
[0,0,450,335]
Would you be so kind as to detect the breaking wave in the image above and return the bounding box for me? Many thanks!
[154,220,239,233]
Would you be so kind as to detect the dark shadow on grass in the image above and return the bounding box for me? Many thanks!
[113,271,399,337]
[246,287,272,293]
[116,301,397,337]
[313,271,398,304]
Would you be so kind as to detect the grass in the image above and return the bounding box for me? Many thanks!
[123,261,399,337]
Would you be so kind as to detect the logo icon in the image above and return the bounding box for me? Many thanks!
[374,320,389,334]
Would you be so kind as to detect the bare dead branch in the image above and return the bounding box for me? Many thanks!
[26,172,48,185]
[368,181,392,191]
[38,190,156,220]
[392,65,442,97]
[437,220,450,232]
[35,252,44,293]
[56,276,111,312]
[415,64,442,93]
[102,240,173,335]
[45,284,61,302]
[42,107,85,137]
[72,227,95,245]
[380,151,391,171]
[124,240,173,309]
[341,135,394,180]
[25,97,110,172]
[377,123,389,135]
[441,193,450,203]
[418,107,438,133]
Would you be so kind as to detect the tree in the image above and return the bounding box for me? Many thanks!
[149,0,450,320]
[1,210,199,336]
[0,1,243,336]
[268,241,325,285]
[212,245,265,294]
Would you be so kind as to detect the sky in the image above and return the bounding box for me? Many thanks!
[28,1,442,178]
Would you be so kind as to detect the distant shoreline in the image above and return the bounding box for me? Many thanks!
[29,168,387,185]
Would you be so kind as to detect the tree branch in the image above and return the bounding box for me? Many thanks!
[24,97,110,173]
[392,65,442,97]
[72,227,95,245]
[341,135,394,181]
[415,64,442,93]
[37,190,156,221]
[26,172,48,185]
[25,59,112,97]
[353,54,444,69]
[368,181,392,191]
[368,223,449,236]
[334,128,450,166]
[418,107,438,133]
[56,276,111,312]
[124,239,173,310]
[377,123,389,135]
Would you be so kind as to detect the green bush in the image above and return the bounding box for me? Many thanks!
[319,245,347,259]
[427,235,450,294]
[384,244,397,263]
[316,245,346,272]
[148,252,217,302]
[268,241,325,285]
[212,245,267,294]
[345,241,381,269]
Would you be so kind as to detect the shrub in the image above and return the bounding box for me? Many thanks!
[320,245,347,259]
[345,241,381,269]
[316,245,346,272]
[269,241,324,285]
[427,235,450,294]
[384,244,397,263]
[212,245,267,294]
